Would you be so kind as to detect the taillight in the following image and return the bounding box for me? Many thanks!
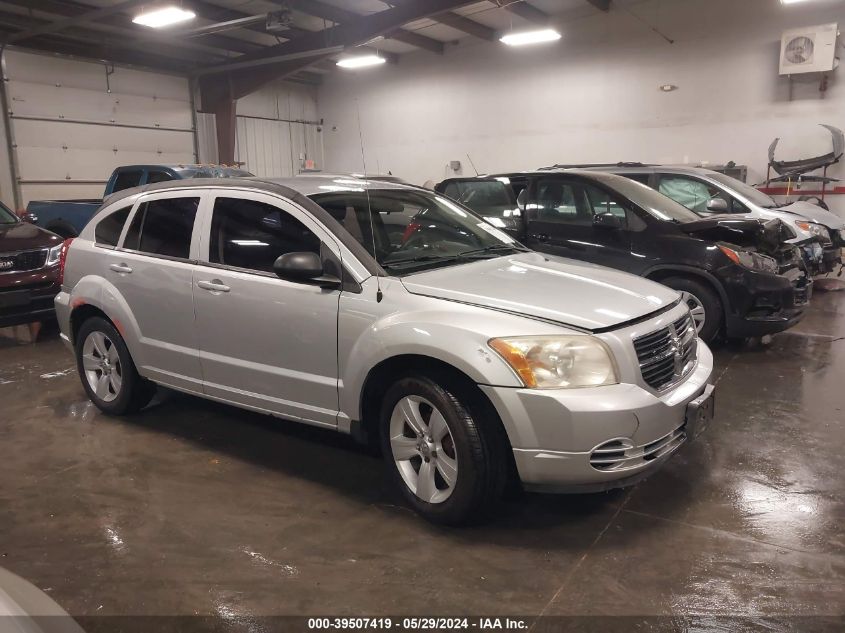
[58,238,74,285]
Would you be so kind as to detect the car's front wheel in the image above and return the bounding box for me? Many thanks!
[380,374,508,525]
[75,317,155,415]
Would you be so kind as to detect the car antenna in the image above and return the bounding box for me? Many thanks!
[466,153,480,176]
[355,99,383,302]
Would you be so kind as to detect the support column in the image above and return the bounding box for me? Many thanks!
[213,98,236,166]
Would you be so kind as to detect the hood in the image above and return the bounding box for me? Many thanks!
[679,215,788,253]
[0,221,62,253]
[400,252,678,331]
[776,201,845,230]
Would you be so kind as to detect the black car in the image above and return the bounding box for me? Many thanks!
[436,170,810,343]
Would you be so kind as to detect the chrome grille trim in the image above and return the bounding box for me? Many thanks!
[589,425,687,472]
[633,311,697,391]
[0,248,49,274]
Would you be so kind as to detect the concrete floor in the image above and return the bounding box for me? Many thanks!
[0,294,843,630]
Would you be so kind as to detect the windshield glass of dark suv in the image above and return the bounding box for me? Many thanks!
[310,188,528,275]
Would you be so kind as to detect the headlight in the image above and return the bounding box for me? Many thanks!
[45,243,63,267]
[795,221,832,246]
[718,245,778,274]
[489,336,618,389]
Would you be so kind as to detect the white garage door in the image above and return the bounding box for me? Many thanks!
[5,50,196,206]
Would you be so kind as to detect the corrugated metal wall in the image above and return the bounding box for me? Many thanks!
[4,50,195,206]
[233,82,323,178]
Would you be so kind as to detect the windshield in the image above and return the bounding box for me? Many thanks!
[588,172,701,223]
[0,203,17,224]
[707,172,777,208]
[309,188,527,275]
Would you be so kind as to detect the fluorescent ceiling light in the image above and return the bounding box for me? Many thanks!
[500,28,562,46]
[780,0,812,4]
[336,55,386,69]
[133,6,196,28]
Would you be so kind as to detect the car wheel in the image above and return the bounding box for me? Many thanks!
[662,277,722,343]
[380,374,508,525]
[75,317,155,415]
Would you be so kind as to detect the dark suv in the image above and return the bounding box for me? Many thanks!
[0,203,65,328]
[437,170,810,343]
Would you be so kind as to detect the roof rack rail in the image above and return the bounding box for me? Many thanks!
[538,162,652,170]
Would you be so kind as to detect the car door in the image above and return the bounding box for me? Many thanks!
[192,191,341,428]
[578,180,648,272]
[106,191,205,391]
[524,176,604,263]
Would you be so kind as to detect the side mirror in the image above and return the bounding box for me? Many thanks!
[593,212,624,230]
[273,252,340,288]
[20,212,37,224]
[705,197,729,213]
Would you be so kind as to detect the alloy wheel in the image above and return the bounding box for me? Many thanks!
[81,331,123,403]
[679,291,706,333]
[389,395,458,504]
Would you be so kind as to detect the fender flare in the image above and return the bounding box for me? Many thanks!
[642,264,729,316]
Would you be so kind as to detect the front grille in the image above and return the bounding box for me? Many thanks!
[589,425,686,472]
[0,249,48,273]
[633,312,697,391]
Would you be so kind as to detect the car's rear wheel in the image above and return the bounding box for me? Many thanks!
[75,317,155,415]
[379,374,508,525]
[662,276,722,343]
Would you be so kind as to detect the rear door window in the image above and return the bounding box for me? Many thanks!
[94,206,131,246]
[124,197,199,259]
[111,170,143,193]
[208,197,320,273]
[531,180,591,225]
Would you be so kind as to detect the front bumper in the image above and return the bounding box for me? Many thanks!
[0,268,61,328]
[720,264,809,338]
[480,341,714,492]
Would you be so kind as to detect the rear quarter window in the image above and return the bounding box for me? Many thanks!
[94,206,132,247]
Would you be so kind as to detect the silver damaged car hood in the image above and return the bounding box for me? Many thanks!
[401,252,678,331]
[776,201,845,230]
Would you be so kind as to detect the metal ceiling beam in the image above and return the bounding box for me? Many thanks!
[5,0,147,43]
[427,11,497,40]
[201,0,478,102]
[175,15,269,38]
[500,1,550,25]
[0,9,222,63]
[385,28,444,53]
[285,0,445,54]
[1,0,261,55]
[586,0,611,10]
[387,1,497,41]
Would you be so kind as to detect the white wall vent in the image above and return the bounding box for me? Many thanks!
[779,23,840,75]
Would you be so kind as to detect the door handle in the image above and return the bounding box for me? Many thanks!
[197,279,231,293]
[530,233,550,243]
[109,263,133,274]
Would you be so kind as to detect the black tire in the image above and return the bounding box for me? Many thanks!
[75,317,155,415]
[379,374,509,525]
[662,276,723,343]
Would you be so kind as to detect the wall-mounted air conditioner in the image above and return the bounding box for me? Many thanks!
[779,23,839,75]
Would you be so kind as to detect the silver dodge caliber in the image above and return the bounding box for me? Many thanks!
[55,175,715,524]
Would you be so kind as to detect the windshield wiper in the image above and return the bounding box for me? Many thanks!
[457,244,530,258]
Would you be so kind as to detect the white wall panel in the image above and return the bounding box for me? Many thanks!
[4,50,195,206]
[234,81,323,177]
[319,0,845,217]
